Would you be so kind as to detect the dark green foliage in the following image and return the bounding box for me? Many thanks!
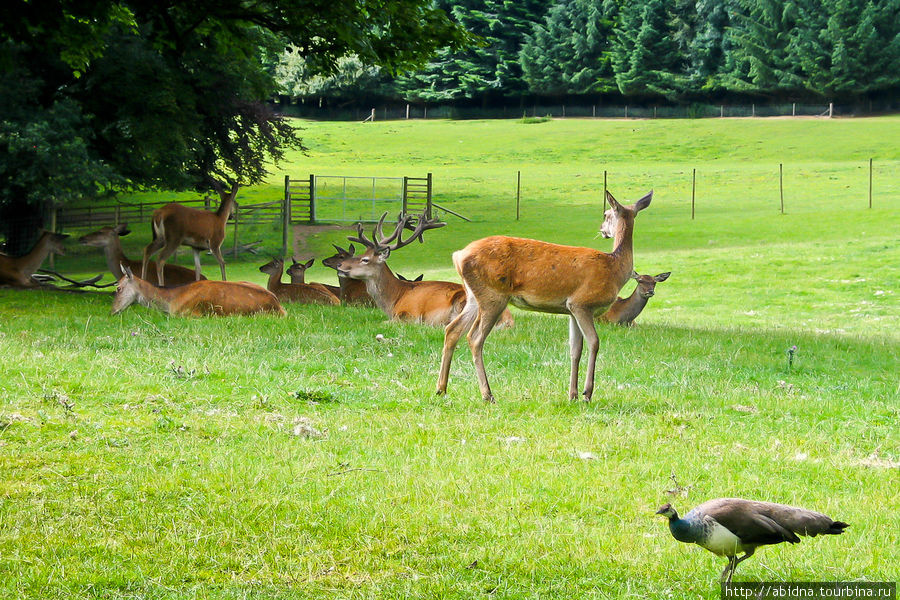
[0,0,469,232]
[520,0,619,95]
[396,0,551,101]
[612,0,684,98]
[272,0,899,106]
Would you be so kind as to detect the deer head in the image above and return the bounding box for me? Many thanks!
[600,191,652,239]
[111,264,142,314]
[632,271,671,298]
[78,223,131,247]
[286,257,315,281]
[337,213,445,280]
[322,244,355,272]
[259,257,285,276]
[43,232,69,256]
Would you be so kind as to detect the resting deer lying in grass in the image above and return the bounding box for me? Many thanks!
[338,213,514,328]
[599,271,670,326]
[79,224,202,287]
[0,231,68,287]
[142,181,238,285]
[286,256,343,298]
[437,190,651,402]
[320,244,374,306]
[112,265,285,316]
[259,258,339,305]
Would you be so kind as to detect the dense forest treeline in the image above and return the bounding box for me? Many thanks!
[273,0,900,106]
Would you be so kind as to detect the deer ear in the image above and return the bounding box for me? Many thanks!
[634,190,653,212]
[121,263,134,279]
[303,259,314,269]
[605,190,621,210]
[376,247,391,263]
[347,244,355,255]
[654,271,671,282]
[631,270,640,280]
[115,223,130,236]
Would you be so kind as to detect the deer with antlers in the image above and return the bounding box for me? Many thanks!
[112,265,285,317]
[259,258,340,306]
[80,224,203,287]
[320,244,374,306]
[599,271,671,326]
[141,181,239,286]
[437,190,652,403]
[0,231,68,287]
[338,213,514,328]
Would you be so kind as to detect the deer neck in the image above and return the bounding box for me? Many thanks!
[102,238,129,279]
[609,217,636,284]
[265,269,284,291]
[216,194,237,222]
[17,234,55,276]
[613,289,649,323]
[134,277,180,313]
[364,264,404,316]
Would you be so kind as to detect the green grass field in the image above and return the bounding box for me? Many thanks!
[1,117,898,599]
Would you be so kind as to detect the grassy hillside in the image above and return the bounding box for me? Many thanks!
[1,117,897,599]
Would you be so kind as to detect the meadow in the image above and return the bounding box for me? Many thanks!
[1,116,898,599]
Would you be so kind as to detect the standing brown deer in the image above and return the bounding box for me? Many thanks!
[141,181,239,286]
[599,271,671,326]
[320,244,374,306]
[259,258,340,305]
[79,224,203,287]
[436,190,652,402]
[0,231,68,287]
[286,256,342,298]
[338,213,514,327]
[112,265,285,316]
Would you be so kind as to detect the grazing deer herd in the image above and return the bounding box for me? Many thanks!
[3,184,670,403]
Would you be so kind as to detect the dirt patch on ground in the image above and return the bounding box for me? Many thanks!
[292,224,354,259]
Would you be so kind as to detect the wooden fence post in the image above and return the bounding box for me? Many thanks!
[426,172,433,221]
[283,175,291,256]
[309,173,316,223]
[48,206,57,269]
[779,163,784,214]
[516,171,521,221]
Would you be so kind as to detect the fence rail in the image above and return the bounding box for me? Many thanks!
[53,173,437,256]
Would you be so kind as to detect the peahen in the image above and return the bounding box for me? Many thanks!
[656,498,848,582]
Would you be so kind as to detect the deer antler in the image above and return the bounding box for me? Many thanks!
[348,212,445,253]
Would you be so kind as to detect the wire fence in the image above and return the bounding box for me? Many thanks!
[275,100,899,121]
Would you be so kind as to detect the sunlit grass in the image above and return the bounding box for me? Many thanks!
[1,117,898,598]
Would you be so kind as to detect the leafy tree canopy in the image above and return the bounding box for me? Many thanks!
[0,0,469,249]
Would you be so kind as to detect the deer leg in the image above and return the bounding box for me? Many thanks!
[192,249,203,281]
[154,239,182,287]
[568,316,584,401]
[211,244,226,281]
[466,295,508,403]
[141,237,165,280]
[437,294,478,395]
[569,305,600,401]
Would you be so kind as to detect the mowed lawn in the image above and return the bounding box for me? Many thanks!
[1,117,897,599]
